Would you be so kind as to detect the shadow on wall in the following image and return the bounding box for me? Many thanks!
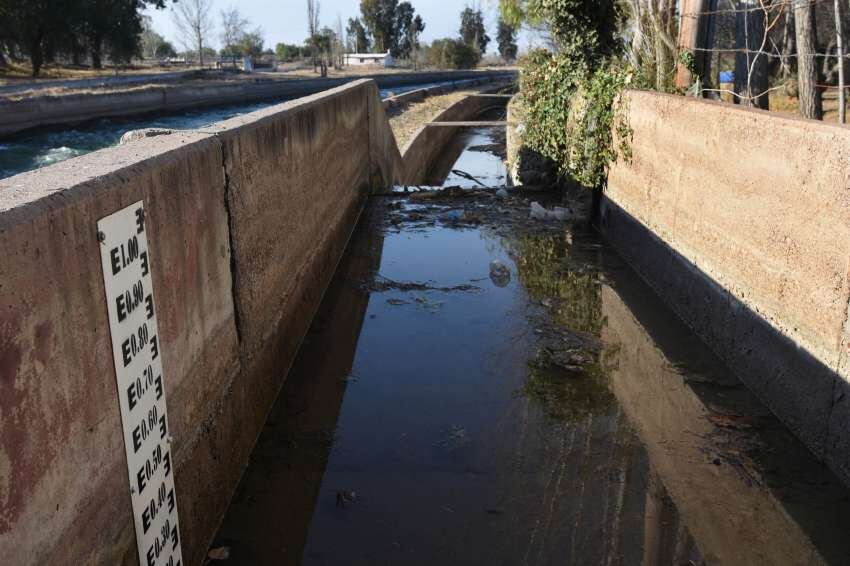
[211,202,386,565]
[598,197,850,488]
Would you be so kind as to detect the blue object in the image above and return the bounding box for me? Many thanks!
[719,71,734,83]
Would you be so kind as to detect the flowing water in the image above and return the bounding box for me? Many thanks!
[212,127,850,565]
[0,82,440,180]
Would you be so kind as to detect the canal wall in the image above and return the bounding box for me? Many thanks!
[0,69,516,138]
[0,79,402,565]
[600,90,850,487]
[402,92,510,184]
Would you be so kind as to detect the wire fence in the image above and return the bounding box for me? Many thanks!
[629,0,848,120]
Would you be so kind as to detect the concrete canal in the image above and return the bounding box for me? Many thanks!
[211,125,850,565]
[0,81,444,179]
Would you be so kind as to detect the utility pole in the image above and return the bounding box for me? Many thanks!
[676,0,708,90]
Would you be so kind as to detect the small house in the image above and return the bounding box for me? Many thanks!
[344,51,394,68]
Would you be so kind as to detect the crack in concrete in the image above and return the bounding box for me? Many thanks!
[216,138,243,346]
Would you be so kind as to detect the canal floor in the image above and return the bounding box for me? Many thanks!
[212,128,850,565]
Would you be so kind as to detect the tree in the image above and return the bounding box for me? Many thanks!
[795,0,823,118]
[79,0,148,69]
[360,0,398,53]
[156,40,177,58]
[0,0,66,76]
[276,43,303,60]
[307,0,320,70]
[235,28,264,58]
[347,17,370,52]
[499,0,621,68]
[427,38,479,69]
[396,2,424,59]
[173,0,214,67]
[141,15,165,59]
[460,6,490,55]
[496,18,518,61]
[220,7,249,56]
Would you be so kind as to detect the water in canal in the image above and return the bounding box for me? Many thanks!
[0,83,436,180]
[213,126,850,565]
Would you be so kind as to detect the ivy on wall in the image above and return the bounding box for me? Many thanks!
[518,49,633,189]
[506,0,634,189]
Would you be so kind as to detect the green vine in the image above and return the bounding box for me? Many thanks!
[518,48,634,189]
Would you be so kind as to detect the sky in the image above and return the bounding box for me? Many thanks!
[143,0,539,55]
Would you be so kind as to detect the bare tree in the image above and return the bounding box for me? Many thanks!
[335,14,345,68]
[307,0,320,72]
[795,0,823,118]
[173,0,215,68]
[220,6,248,56]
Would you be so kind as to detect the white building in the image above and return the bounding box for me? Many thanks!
[344,51,394,68]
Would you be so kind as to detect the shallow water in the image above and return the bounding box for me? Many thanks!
[0,82,441,180]
[213,128,850,565]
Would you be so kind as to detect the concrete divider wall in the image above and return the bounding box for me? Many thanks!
[0,70,516,137]
[0,79,402,565]
[601,89,850,485]
[402,91,509,184]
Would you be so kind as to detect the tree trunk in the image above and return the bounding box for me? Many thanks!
[836,0,846,123]
[197,35,204,67]
[91,36,103,69]
[676,0,708,89]
[30,37,44,77]
[781,6,796,78]
[795,0,823,118]
[734,0,770,108]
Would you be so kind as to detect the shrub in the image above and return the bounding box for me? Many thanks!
[426,38,479,69]
[518,48,632,188]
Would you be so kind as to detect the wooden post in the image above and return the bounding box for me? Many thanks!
[676,0,709,89]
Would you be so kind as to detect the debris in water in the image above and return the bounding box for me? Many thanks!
[489,260,511,288]
[207,546,231,561]
[530,201,571,221]
[414,295,444,313]
[451,168,488,187]
[435,425,470,452]
[387,298,409,306]
[369,275,480,293]
[336,490,357,508]
[442,209,464,222]
[496,188,509,199]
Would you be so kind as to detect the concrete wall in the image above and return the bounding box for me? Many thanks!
[600,90,850,486]
[0,70,516,137]
[0,79,402,565]
[402,91,510,185]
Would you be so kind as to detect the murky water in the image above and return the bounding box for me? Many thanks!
[0,82,441,180]
[213,128,850,565]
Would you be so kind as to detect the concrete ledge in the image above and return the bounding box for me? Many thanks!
[380,76,509,111]
[0,70,516,138]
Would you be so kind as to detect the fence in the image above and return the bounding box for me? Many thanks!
[629,0,849,121]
